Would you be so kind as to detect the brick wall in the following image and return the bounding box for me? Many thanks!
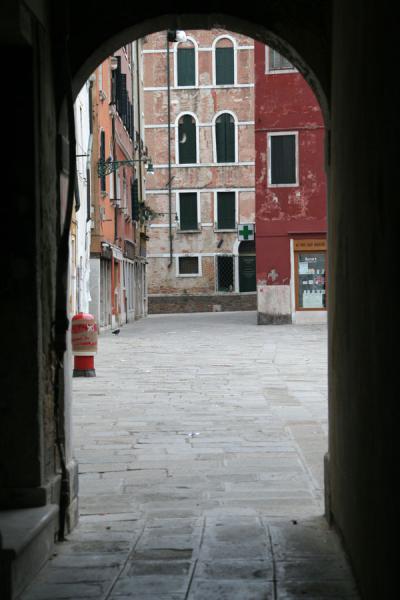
[148,293,257,313]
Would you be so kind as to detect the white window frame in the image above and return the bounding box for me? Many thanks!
[176,254,202,277]
[267,131,299,188]
[212,34,237,87]
[265,46,297,74]
[212,110,238,164]
[176,190,201,231]
[175,111,200,166]
[174,36,199,89]
[213,189,238,231]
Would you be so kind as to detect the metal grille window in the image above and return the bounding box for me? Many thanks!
[178,256,199,275]
[217,255,234,292]
[177,46,195,86]
[269,48,295,71]
[179,192,198,230]
[269,133,297,185]
[215,113,235,163]
[217,192,236,229]
[215,43,234,85]
[178,114,197,164]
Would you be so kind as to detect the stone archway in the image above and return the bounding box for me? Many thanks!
[0,3,389,599]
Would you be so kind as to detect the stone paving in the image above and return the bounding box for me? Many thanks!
[21,312,359,599]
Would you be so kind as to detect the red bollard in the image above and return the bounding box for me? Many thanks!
[71,313,98,377]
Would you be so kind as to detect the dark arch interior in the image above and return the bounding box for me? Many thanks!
[0,3,389,600]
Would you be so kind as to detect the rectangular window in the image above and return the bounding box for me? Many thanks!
[217,255,234,292]
[269,133,297,185]
[217,192,236,229]
[177,48,195,86]
[295,250,326,310]
[178,256,199,275]
[216,47,234,85]
[268,48,295,72]
[179,192,198,230]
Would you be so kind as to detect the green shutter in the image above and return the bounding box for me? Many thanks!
[216,113,235,163]
[178,115,197,164]
[217,192,235,229]
[177,48,195,86]
[270,134,296,184]
[216,47,234,85]
[179,193,198,230]
[131,179,139,220]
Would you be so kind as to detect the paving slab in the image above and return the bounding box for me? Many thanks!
[22,312,359,600]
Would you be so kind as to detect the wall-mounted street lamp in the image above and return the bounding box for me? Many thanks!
[97,157,154,178]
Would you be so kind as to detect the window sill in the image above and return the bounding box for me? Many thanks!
[268,183,299,188]
[176,228,202,234]
[214,228,236,233]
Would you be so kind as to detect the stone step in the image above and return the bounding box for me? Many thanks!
[0,505,58,599]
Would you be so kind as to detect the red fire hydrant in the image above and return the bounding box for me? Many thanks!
[71,313,98,377]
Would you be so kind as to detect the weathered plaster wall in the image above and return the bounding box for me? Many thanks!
[254,40,327,323]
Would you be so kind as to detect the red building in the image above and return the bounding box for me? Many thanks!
[255,44,327,324]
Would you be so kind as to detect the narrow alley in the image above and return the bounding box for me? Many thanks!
[22,312,358,599]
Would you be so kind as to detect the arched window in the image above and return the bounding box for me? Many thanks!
[214,37,235,85]
[215,113,236,163]
[177,40,196,87]
[178,114,197,164]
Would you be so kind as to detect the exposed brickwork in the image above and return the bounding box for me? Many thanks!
[148,293,257,313]
[144,29,256,302]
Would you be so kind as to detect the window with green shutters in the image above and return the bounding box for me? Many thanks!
[178,114,197,164]
[215,46,234,85]
[215,113,235,163]
[179,192,198,230]
[177,46,196,86]
[178,256,199,275]
[100,130,106,192]
[217,192,236,229]
[269,133,297,185]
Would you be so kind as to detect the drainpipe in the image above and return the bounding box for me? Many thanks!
[166,31,173,268]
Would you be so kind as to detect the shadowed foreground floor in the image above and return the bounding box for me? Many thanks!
[22,312,359,599]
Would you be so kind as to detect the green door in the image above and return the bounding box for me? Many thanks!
[239,255,256,292]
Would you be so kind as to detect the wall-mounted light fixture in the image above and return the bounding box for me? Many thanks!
[97,156,154,178]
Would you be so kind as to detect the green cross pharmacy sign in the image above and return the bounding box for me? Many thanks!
[238,223,255,241]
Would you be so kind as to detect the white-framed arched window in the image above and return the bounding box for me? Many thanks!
[175,36,198,88]
[175,112,199,164]
[212,34,236,86]
[212,110,238,163]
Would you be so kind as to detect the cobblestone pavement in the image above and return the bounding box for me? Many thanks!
[22,312,359,599]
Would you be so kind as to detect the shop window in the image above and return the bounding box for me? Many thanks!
[216,191,236,229]
[268,48,295,72]
[215,113,235,163]
[295,244,327,310]
[179,192,198,230]
[217,255,234,292]
[269,133,297,185]
[178,256,199,275]
[215,39,234,85]
[177,43,196,86]
[178,114,197,164]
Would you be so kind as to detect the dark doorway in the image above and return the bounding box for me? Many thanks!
[239,241,256,292]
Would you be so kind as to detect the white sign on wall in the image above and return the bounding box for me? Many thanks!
[238,223,255,241]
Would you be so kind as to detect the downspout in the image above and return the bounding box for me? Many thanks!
[166,31,173,267]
